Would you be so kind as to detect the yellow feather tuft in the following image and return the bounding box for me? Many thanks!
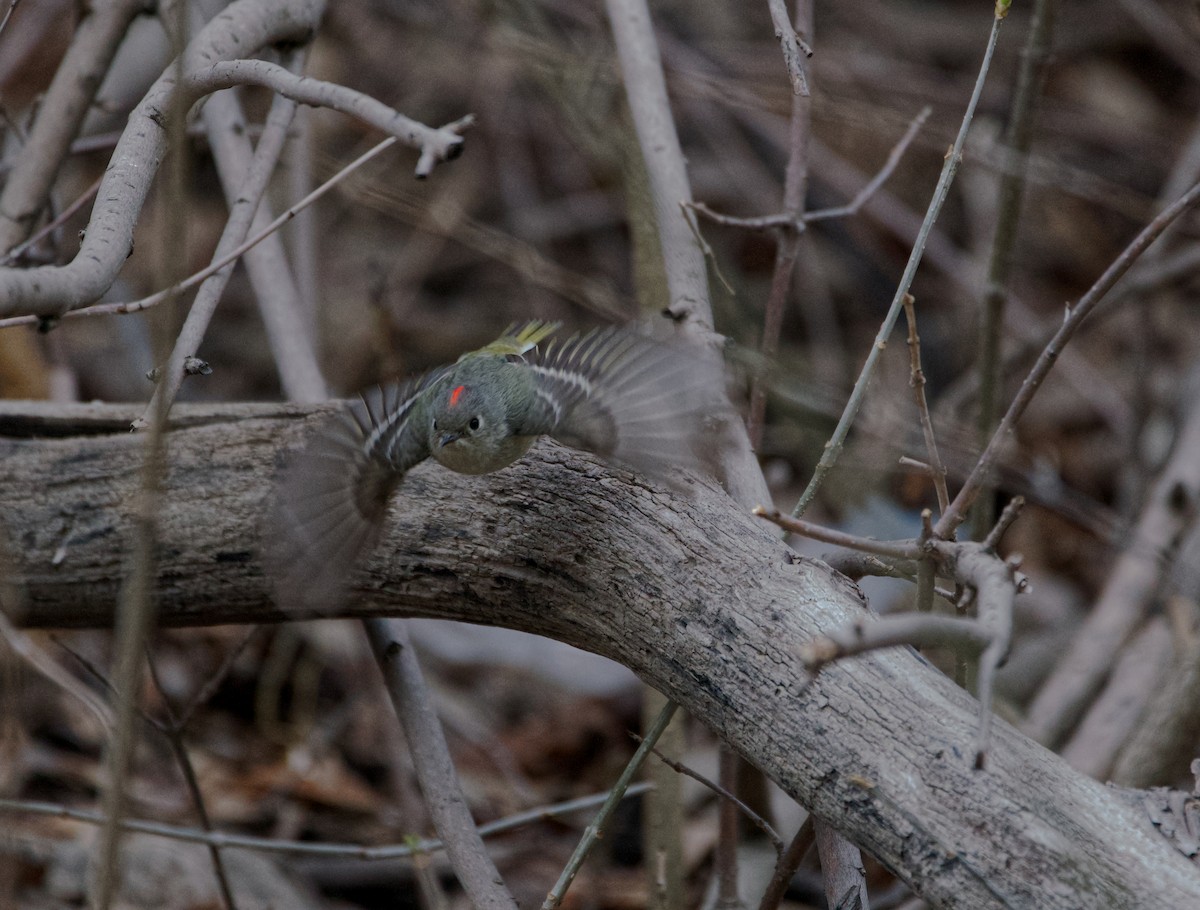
[472,320,561,358]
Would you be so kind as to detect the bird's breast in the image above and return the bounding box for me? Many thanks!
[431,434,536,475]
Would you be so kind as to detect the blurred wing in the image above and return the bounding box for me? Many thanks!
[521,326,732,479]
[264,373,439,612]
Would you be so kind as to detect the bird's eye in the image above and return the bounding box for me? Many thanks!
[469,416,481,431]
[432,419,439,432]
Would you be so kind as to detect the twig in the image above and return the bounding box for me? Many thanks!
[185,59,468,179]
[144,650,239,910]
[285,105,319,338]
[92,30,185,902]
[902,294,950,515]
[0,783,653,860]
[603,0,771,513]
[936,177,1200,538]
[176,626,261,730]
[747,0,813,450]
[753,506,921,561]
[364,618,517,910]
[766,0,810,96]
[0,134,404,331]
[791,8,1007,518]
[188,44,326,405]
[0,0,19,43]
[543,700,679,909]
[639,736,783,856]
[981,496,1025,551]
[641,686,684,909]
[0,172,103,266]
[972,0,1057,540]
[715,739,742,908]
[756,507,1016,768]
[916,511,936,616]
[134,89,307,430]
[799,613,993,670]
[815,818,868,910]
[688,106,929,233]
[758,817,815,910]
[804,108,931,224]
[602,0,711,329]
[0,585,113,730]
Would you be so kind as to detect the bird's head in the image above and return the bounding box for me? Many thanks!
[427,380,513,474]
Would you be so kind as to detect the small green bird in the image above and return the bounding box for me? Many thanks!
[266,321,731,609]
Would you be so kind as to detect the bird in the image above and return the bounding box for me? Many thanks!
[265,321,732,610]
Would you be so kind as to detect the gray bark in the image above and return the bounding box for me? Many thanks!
[2,401,1199,909]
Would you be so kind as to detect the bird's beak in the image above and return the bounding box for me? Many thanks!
[437,432,459,449]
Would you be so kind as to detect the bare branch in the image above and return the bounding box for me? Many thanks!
[902,294,950,515]
[758,818,815,910]
[792,9,1007,518]
[134,88,311,430]
[767,0,811,96]
[0,0,143,253]
[545,700,678,909]
[4,401,1195,907]
[0,783,653,861]
[937,178,1200,537]
[0,0,326,319]
[639,736,784,856]
[185,59,468,178]
[688,105,929,233]
[365,618,518,910]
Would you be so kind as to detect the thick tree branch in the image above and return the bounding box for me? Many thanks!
[2,401,1200,909]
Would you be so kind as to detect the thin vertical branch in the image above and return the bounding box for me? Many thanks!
[643,688,685,910]
[194,47,327,403]
[714,739,744,909]
[815,819,869,910]
[144,652,239,910]
[91,6,190,903]
[604,4,780,904]
[792,8,1008,519]
[902,295,950,514]
[972,0,1057,539]
[285,104,320,340]
[544,700,679,909]
[602,0,711,330]
[364,619,518,910]
[758,817,815,910]
[603,0,770,514]
[136,88,307,428]
[767,0,810,97]
[748,0,813,451]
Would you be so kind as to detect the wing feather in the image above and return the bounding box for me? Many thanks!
[264,372,440,612]
[521,326,732,481]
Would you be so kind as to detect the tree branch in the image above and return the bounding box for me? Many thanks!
[2,401,1199,909]
[0,0,327,319]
